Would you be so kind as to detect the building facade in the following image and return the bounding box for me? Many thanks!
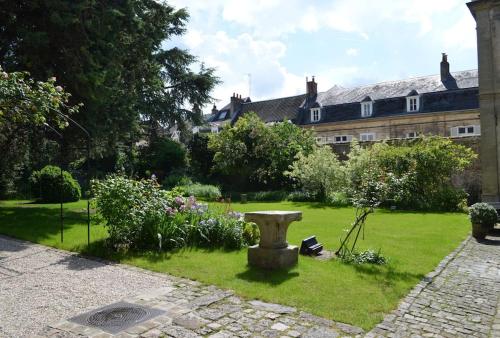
[200,55,480,147]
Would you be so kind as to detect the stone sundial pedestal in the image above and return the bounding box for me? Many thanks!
[244,211,302,269]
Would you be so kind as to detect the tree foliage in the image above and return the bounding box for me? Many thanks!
[285,146,346,201]
[347,137,476,211]
[0,0,218,157]
[208,113,315,191]
[138,137,186,180]
[0,68,79,197]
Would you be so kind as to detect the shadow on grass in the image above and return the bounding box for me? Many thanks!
[350,263,425,286]
[0,206,88,244]
[236,266,299,286]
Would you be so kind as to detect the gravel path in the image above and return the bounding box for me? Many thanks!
[0,236,173,337]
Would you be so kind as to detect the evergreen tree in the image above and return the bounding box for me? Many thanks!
[0,0,218,161]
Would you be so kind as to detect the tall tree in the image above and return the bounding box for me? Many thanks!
[0,0,218,161]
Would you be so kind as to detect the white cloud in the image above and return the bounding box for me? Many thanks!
[181,31,305,111]
[170,0,462,38]
[346,48,359,57]
[442,13,477,50]
[166,0,475,113]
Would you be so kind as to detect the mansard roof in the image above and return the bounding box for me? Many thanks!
[236,94,307,123]
[317,70,478,106]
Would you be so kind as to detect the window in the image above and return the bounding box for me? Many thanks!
[311,108,321,122]
[219,111,227,120]
[211,125,219,133]
[333,135,352,144]
[406,96,420,112]
[451,125,481,137]
[315,136,326,144]
[406,131,418,139]
[360,133,375,142]
[361,102,373,117]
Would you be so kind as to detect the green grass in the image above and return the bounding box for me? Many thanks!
[0,200,470,330]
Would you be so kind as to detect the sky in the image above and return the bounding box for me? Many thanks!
[166,0,478,111]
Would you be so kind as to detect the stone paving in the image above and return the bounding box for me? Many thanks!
[367,233,500,337]
[2,231,500,338]
[0,235,363,338]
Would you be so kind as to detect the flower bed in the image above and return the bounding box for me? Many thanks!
[91,176,258,251]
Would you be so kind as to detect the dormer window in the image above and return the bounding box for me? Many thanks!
[311,108,321,122]
[406,91,420,112]
[361,101,373,117]
[361,96,373,117]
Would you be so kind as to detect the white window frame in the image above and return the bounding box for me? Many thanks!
[210,125,219,133]
[333,135,353,144]
[315,136,326,144]
[451,125,481,137]
[361,101,373,117]
[406,131,418,139]
[406,96,420,112]
[311,108,321,122]
[360,133,376,142]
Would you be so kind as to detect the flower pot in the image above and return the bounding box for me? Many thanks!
[472,223,488,240]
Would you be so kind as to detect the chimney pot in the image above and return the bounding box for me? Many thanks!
[306,76,318,98]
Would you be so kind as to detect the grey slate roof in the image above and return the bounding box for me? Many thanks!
[236,94,307,123]
[317,70,478,106]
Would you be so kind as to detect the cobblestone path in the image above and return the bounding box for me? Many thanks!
[368,233,500,337]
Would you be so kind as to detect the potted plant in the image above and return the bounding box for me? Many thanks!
[469,203,498,240]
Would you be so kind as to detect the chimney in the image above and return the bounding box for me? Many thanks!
[211,104,218,115]
[440,53,450,82]
[229,93,244,117]
[306,76,318,97]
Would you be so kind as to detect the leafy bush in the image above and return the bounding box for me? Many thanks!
[138,137,186,180]
[92,176,255,250]
[286,146,346,201]
[340,249,388,265]
[326,192,351,207]
[286,191,319,202]
[178,183,222,201]
[162,173,192,190]
[208,113,315,191]
[31,165,81,203]
[345,137,476,211]
[247,190,288,202]
[469,203,498,227]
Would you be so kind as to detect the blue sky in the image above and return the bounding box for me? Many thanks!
[167,0,478,110]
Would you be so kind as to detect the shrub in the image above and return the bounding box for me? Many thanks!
[469,203,498,227]
[286,191,319,202]
[138,137,186,180]
[162,173,192,190]
[178,183,221,201]
[341,249,388,265]
[286,146,346,201]
[31,165,81,203]
[92,175,256,250]
[247,190,288,202]
[346,137,476,211]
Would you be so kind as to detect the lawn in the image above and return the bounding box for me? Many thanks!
[0,199,470,330]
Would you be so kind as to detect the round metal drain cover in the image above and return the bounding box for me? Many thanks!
[87,306,148,328]
[69,301,166,334]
